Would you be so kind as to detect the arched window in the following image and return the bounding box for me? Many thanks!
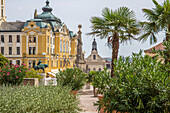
[93,68,96,71]
[99,68,101,72]
[88,68,91,72]
[93,55,96,60]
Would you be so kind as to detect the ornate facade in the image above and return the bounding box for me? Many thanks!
[0,0,77,76]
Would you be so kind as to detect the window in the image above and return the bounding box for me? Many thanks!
[47,47,49,55]
[57,60,58,67]
[93,55,96,60]
[50,37,52,44]
[17,47,20,55]
[88,68,91,72]
[53,38,55,45]
[60,61,62,67]
[63,40,65,53]
[16,60,20,66]
[99,68,101,72]
[10,60,12,65]
[50,48,52,54]
[29,47,36,55]
[60,39,62,52]
[66,41,68,53]
[33,47,36,55]
[1,35,4,43]
[0,47,4,54]
[9,47,12,55]
[9,35,12,42]
[1,9,3,17]
[93,68,96,71]
[29,35,36,42]
[33,60,36,68]
[1,0,3,5]
[17,35,20,42]
[33,36,36,42]
[29,47,32,55]
[47,36,49,43]
[51,61,53,68]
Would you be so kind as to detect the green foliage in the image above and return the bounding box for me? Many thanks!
[139,0,170,44]
[0,85,80,113]
[0,63,28,86]
[96,51,169,113]
[86,71,97,83]
[56,68,86,91]
[24,69,43,81]
[92,68,112,94]
[0,53,9,68]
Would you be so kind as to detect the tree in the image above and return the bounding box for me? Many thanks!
[0,53,9,68]
[88,7,140,77]
[139,0,170,44]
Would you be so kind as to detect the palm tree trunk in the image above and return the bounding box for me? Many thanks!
[166,24,170,41]
[111,32,119,78]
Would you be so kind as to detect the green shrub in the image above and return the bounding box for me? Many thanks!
[0,85,80,113]
[0,53,9,68]
[0,63,28,86]
[92,69,112,94]
[56,68,86,91]
[96,51,169,113]
[24,69,43,81]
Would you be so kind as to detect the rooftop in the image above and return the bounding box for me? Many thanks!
[144,42,165,52]
[0,22,26,32]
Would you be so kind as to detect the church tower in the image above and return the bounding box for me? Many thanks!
[0,0,6,24]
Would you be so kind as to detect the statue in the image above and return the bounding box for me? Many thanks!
[34,60,48,73]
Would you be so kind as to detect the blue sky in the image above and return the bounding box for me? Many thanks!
[6,0,165,57]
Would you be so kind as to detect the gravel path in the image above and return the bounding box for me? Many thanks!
[79,93,98,113]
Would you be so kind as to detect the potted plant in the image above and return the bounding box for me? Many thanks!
[96,51,169,113]
[56,68,86,95]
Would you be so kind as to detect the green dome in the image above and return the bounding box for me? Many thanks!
[35,0,61,23]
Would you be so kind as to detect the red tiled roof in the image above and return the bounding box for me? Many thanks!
[144,42,165,52]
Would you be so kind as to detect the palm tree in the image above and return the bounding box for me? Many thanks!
[88,7,140,77]
[139,0,170,44]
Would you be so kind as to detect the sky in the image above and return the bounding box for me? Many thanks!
[6,0,165,58]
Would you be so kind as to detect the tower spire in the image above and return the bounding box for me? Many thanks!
[42,0,52,12]
[46,0,50,6]
[92,38,97,51]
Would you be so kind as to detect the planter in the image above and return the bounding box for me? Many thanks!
[71,90,78,95]
[98,95,128,113]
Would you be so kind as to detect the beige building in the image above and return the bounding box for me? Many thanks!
[85,39,108,73]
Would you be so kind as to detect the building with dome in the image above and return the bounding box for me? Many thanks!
[0,0,78,75]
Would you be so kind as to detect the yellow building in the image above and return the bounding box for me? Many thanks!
[0,0,77,75]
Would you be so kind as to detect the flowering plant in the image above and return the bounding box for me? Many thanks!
[0,63,28,86]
